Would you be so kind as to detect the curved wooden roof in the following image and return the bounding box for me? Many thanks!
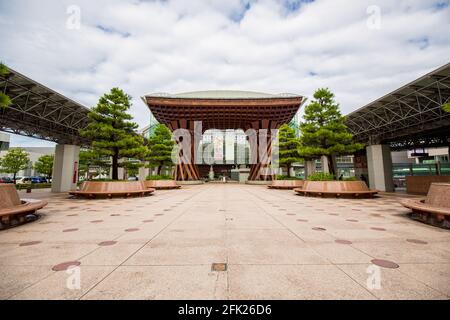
[142,90,304,131]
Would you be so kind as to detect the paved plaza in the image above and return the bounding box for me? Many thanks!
[0,184,449,300]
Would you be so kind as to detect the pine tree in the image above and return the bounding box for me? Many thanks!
[80,88,147,180]
[146,124,174,175]
[0,63,11,108]
[0,148,30,183]
[299,88,363,177]
[277,124,302,177]
[34,154,54,178]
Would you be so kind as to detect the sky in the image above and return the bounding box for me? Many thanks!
[0,0,449,147]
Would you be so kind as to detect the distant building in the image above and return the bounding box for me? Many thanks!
[0,137,55,177]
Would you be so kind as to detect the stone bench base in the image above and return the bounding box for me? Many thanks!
[401,183,450,229]
[69,181,155,199]
[143,180,181,190]
[294,181,377,198]
[0,184,47,229]
[268,180,304,190]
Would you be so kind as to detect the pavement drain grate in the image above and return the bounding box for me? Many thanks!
[211,263,227,272]
[63,228,78,232]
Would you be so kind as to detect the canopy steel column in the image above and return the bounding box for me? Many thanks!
[51,144,80,192]
[366,144,394,192]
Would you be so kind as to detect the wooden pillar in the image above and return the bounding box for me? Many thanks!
[169,119,201,181]
[248,120,278,181]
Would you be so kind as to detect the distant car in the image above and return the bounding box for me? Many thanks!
[0,177,13,183]
[31,177,47,183]
[128,176,139,181]
[16,177,32,184]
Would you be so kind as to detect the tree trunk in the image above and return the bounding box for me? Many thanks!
[157,165,162,175]
[112,150,119,180]
[13,172,16,184]
[327,155,336,177]
[286,164,291,177]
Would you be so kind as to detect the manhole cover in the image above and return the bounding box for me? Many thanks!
[19,241,42,247]
[335,239,352,245]
[371,259,399,269]
[406,239,428,245]
[52,261,81,271]
[371,227,386,231]
[211,263,227,272]
[98,241,117,246]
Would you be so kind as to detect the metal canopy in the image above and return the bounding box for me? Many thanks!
[0,67,90,145]
[346,63,450,150]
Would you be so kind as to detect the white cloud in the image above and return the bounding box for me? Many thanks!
[0,0,449,146]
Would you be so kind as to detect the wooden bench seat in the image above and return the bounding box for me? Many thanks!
[143,180,181,190]
[0,184,47,228]
[294,181,377,198]
[69,181,155,198]
[268,180,304,190]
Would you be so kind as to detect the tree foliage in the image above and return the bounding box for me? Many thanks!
[0,148,30,183]
[276,124,302,177]
[299,88,363,176]
[80,88,147,180]
[78,149,110,180]
[0,62,11,108]
[146,124,174,175]
[34,154,54,177]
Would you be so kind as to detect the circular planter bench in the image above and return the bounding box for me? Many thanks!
[0,184,47,229]
[294,180,377,198]
[268,180,304,190]
[144,180,181,190]
[401,183,450,229]
[69,181,155,199]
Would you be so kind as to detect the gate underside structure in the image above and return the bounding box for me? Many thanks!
[143,91,304,181]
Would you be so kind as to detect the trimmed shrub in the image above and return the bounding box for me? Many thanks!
[146,174,173,180]
[342,176,357,181]
[276,175,303,180]
[15,183,51,190]
[307,172,335,181]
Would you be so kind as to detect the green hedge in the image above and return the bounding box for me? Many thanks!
[307,172,335,181]
[342,176,357,181]
[276,175,303,180]
[15,183,52,190]
[146,174,173,180]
